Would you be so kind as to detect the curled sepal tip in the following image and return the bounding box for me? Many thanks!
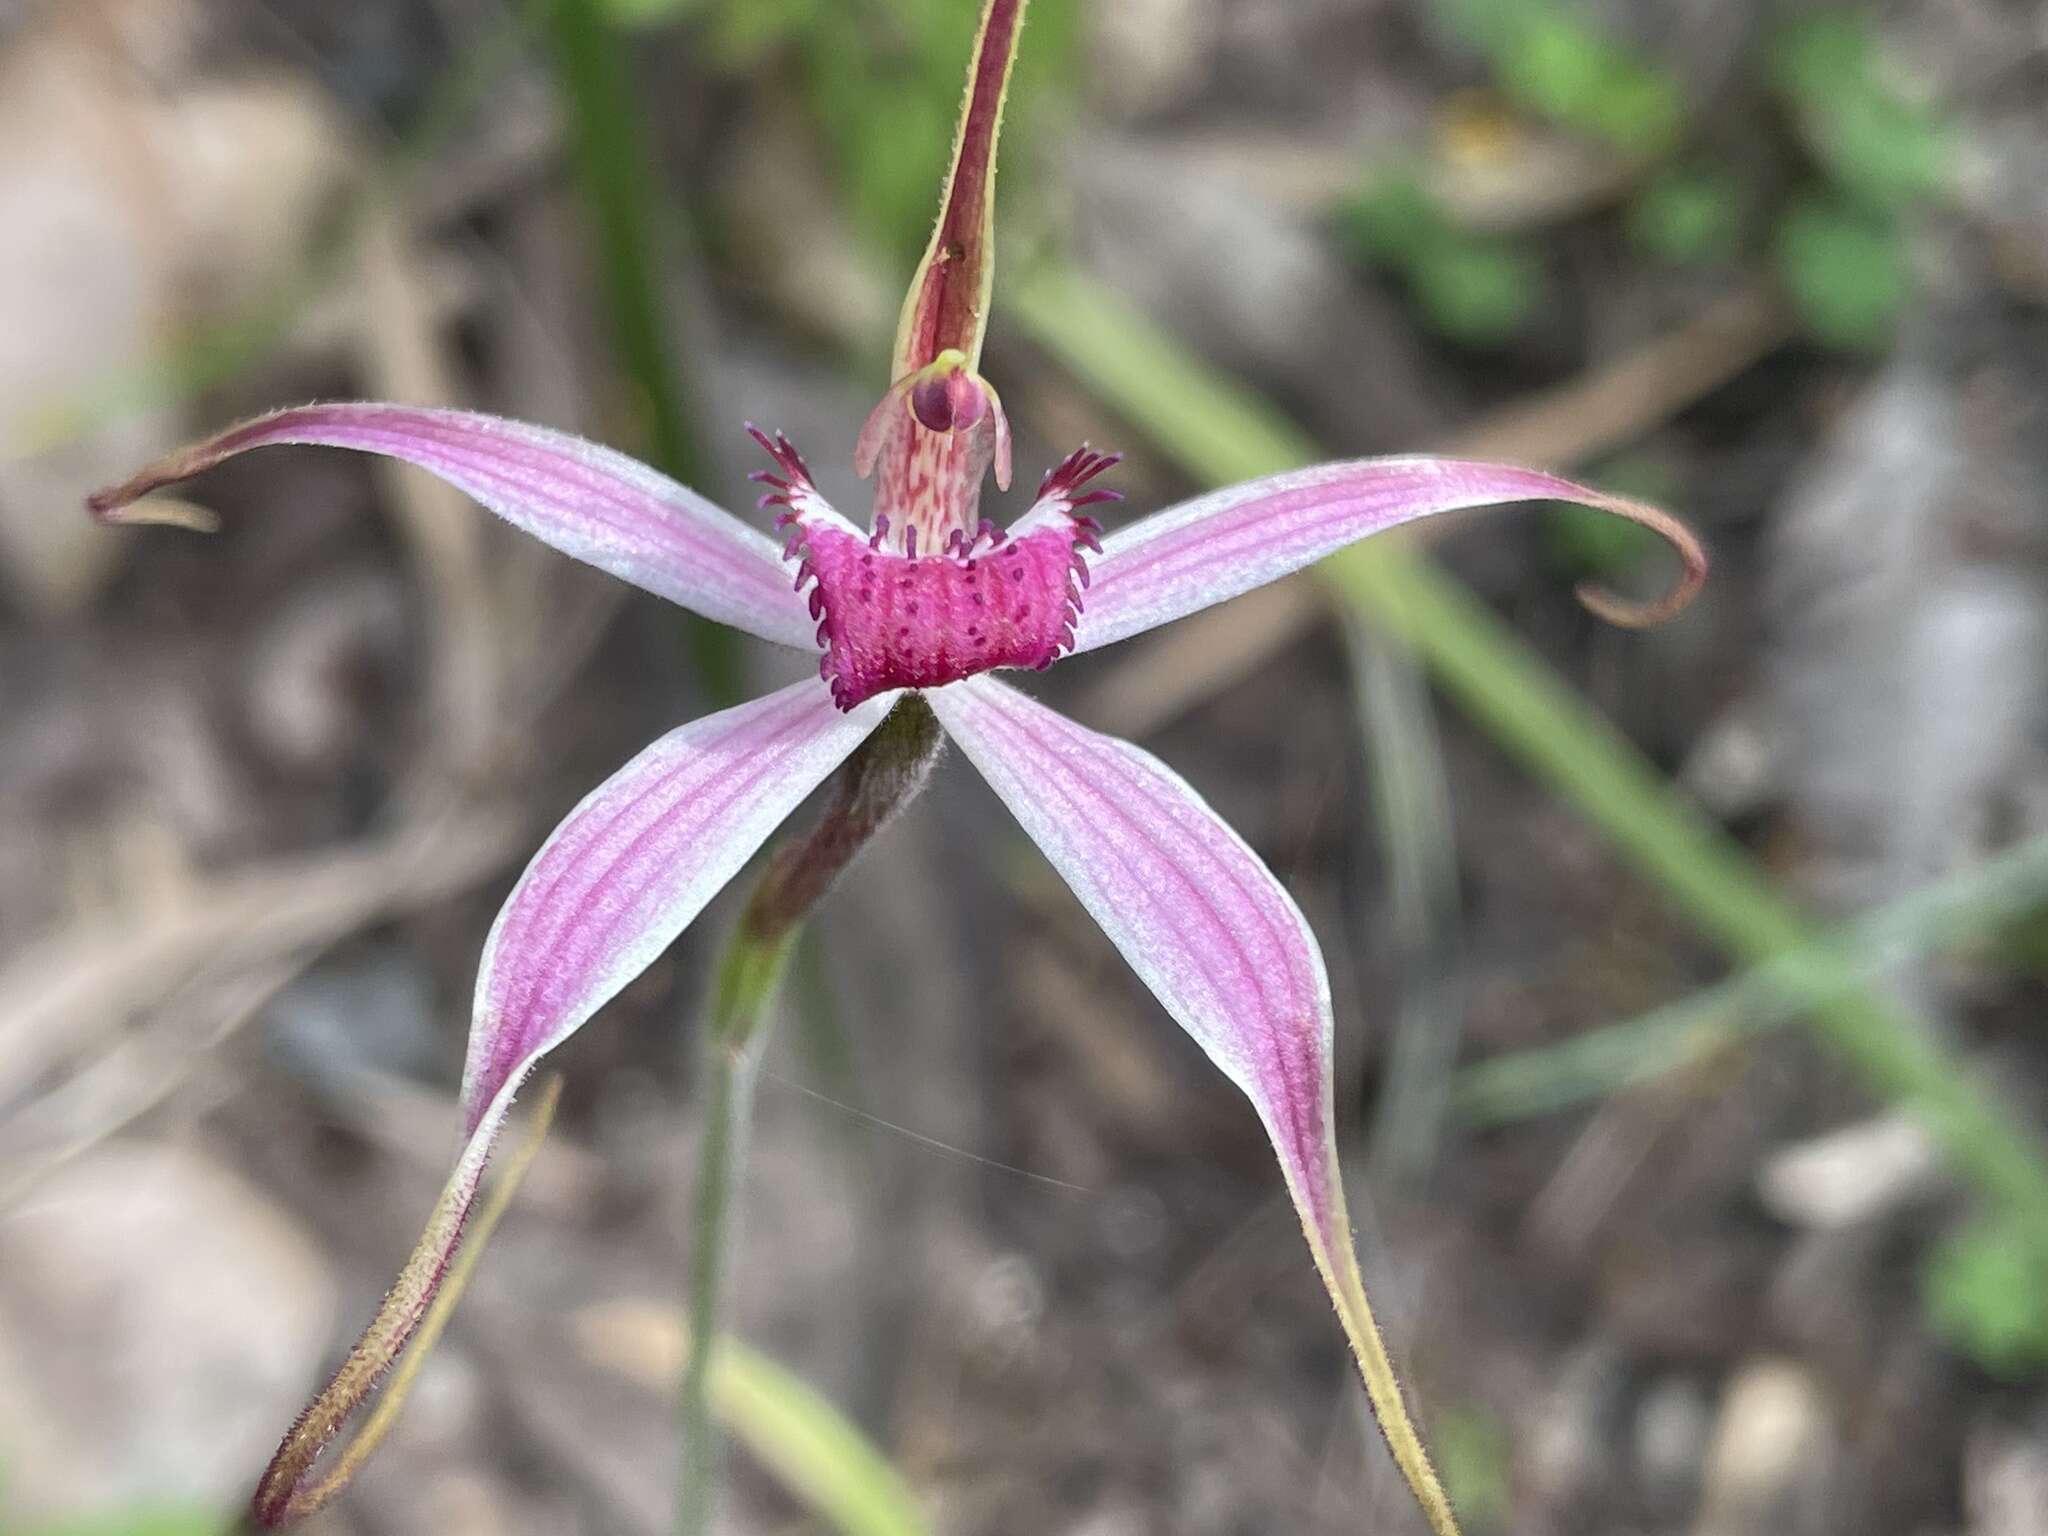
[1569,490,1708,629]
[250,1075,564,1527]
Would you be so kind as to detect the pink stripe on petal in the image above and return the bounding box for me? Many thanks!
[88,404,816,649]
[930,675,1462,1535]
[1070,457,1706,653]
[462,680,893,1128]
[927,678,1337,1244]
[252,683,881,1525]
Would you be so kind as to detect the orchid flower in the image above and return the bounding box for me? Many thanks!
[92,3,1703,1531]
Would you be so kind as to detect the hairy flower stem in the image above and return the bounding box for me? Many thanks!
[677,696,941,1536]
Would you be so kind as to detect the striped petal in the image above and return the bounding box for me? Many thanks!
[1070,457,1706,654]
[927,675,1461,1535]
[252,681,888,1523]
[465,679,892,1128]
[88,403,816,649]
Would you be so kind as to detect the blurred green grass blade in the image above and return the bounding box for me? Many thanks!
[541,0,741,699]
[1925,1215,2048,1376]
[541,0,706,483]
[1456,832,2048,1125]
[1007,262,2048,1237]
[1350,619,1468,1189]
[1009,269,1310,486]
[710,1336,931,1536]
[3,1512,222,1536]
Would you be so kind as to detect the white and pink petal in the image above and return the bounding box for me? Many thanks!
[252,680,890,1523]
[464,680,893,1126]
[1069,456,1706,654]
[89,403,816,649]
[927,676,1461,1536]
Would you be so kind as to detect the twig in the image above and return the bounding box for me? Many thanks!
[0,809,520,1109]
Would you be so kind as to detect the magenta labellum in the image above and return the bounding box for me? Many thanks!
[759,426,1111,707]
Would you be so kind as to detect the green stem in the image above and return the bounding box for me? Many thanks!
[540,0,740,701]
[674,699,942,1535]
[679,924,797,1536]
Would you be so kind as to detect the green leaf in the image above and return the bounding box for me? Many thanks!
[1340,172,1435,263]
[1925,1219,2048,1378]
[1770,13,1869,102]
[597,0,694,27]
[1501,12,1615,128]
[1339,175,1540,345]
[1511,14,1681,148]
[1434,1405,1513,1529]
[1628,166,1745,267]
[700,0,822,60]
[1818,88,1947,211]
[1448,4,1682,151]
[1585,65,1683,151]
[712,1337,931,1536]
[1775,196,1908,351]
[1408,232,1542,346]
[1771,15,1947,210]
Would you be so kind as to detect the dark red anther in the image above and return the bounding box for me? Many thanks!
[909,365,993,436]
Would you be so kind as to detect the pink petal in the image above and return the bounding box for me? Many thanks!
[464,679,893,1129]
[927,675,1461,1534]
[88,403,816,649]
[927,677,1337,1238]
[252,681,886,1524]
[1069,457,1707,654]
